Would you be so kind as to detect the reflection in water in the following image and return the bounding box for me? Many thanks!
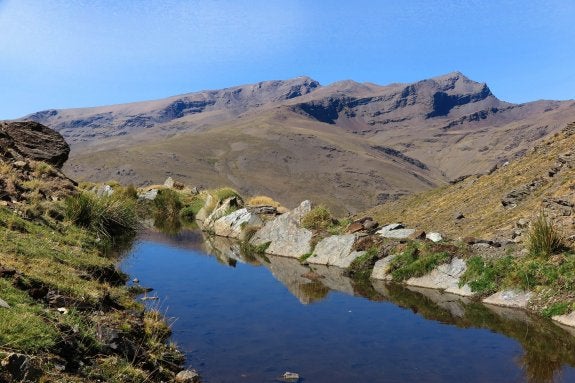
[203,233,575,383]
[123,231,575,383]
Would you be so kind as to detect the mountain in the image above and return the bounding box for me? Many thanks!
[23,72,575,214]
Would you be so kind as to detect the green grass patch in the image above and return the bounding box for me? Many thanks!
[459,255,515,295]
[348,247,380,280]
[0,280,57,352]
[541,302,572,318]
[389,242,451,281]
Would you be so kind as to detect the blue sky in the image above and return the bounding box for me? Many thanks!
[1,0,574,119]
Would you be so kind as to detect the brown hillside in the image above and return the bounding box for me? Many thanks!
[362,122,575,242]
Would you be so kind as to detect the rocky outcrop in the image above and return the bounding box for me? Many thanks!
[307,234,364,268]
[212,208,263,239]
[405,258,474,296]
[250,200,313,258]
[370,255,397,280]
[0,121,69,167]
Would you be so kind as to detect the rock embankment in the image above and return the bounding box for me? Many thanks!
[196,195,575,330]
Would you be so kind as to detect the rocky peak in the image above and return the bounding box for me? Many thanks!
[0,121,70,167]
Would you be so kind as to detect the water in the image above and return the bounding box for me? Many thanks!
[121,230,575,383]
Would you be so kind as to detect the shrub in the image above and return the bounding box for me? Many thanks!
[246,195,281,207]
[301,205,332,231]
[528,212,567,258]
[153,189,183,220]
[213,187,240,202]
[65,192,139,238]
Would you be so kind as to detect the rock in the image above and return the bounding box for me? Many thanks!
[409,230,426,240]
[501,179,544,208]
[426,232,443,242]
[363,219,378,231]
[250,200,313,258]
[454,212,465,220]
[175,369,201,383]
[1,353,41,382]
[370,254,397,280]
[346,222,364,234]
[164,177,174,188]
[96,184,114,197]
[247,205,278,215]
[552,311,575,328]
[191,186,199,194]
[282,371,300,381]
[406,257,474,296]
[195,194,213,222]
[483,290,532,308]
[212,208,263,239]
[0,297,10,309]
[0,121,70,167]
[205,197,243,227]
[12,160,27,168]
[308,234,364,268]
[57,307,69,315]
[138,188,158,201]
[377,223,415,239]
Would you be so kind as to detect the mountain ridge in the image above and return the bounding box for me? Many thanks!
[20,72,575,213]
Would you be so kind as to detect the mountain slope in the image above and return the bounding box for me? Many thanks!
[23,72,575,212]
[363,121,575,241]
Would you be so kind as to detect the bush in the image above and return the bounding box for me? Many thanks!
[528,212,567,258]
[153,189,183,220]
[65,192,139,238]
[301,205,332,231]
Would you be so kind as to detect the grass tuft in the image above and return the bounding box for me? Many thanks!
[528,212,568,258]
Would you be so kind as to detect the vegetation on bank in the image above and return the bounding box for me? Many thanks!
[0,179,186,382]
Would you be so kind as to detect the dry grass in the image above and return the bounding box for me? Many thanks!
[246,195,281,207]
[363,124,575,239]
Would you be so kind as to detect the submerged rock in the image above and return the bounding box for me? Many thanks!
[282,371,300,381]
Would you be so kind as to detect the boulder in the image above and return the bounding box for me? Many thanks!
[175,369,201,383]
[370,254,397,280]
[377,223,415,239]
[164,177,174,188]
[1,353,41,382]
[138,189,158,201]
[405,257,474,296]
[205,197,243,227]
[212,208,263,239]
[250,200,313,258]
[307,234,364,268]
[0,121,70,167]
[483,290,532,308]
[426,232,443,242]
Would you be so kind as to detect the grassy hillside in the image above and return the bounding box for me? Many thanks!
[363,122,575,241]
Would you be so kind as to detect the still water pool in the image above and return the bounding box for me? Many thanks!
[121,230,575,383]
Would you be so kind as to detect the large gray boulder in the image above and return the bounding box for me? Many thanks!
[195,194,213,223]
[212,208,263,239]
[405,257,474,297]
[307,234,364,268]
[250,200,313,258]
[204,196,243,227]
